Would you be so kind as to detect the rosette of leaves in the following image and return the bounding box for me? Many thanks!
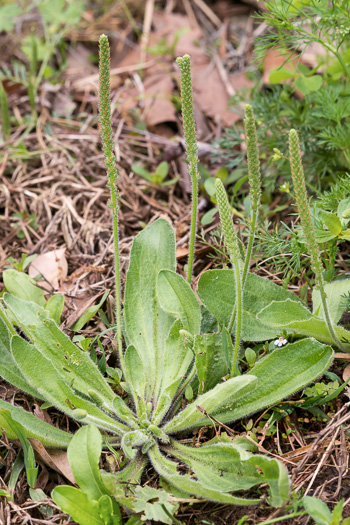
[0,218,336,510]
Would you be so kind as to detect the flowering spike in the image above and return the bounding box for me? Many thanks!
[176,54,199,284]
[215,178,243,377]
[288,129,323,281]
[99,35,120,190]
[244,104,261,212]
[215,179,240,261]
[176,55,198,177]
[98,34,124,371]
[289,129,347,351]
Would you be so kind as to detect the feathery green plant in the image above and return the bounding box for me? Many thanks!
[99,35,123,372]
[176,55,199,284]
[215,178,243,378]
[289,129,347,351]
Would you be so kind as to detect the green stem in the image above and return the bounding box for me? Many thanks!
[187,167,198,283]
[230,256,243,378]
[258,511,306,525]
[111,202,124,370]
[242,208,257,285]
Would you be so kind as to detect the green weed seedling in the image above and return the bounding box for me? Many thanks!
[1,35,350,522]
[131,161,179,186]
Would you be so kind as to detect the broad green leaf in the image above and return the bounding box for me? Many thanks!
[52,486,106,525]
[124,219,176,401]
[0,315,43,399]
[163,375,257,434]
[158,320,193,400]
[71,290,109,331]
[213,339,333,424]
[132,486,178,524]
[45,294,64,325]
[0,399,71,447]
[201,207,218,226]
[269,66,295,83]
[194,332,230,393]
[131,164,153,182]
[170,440,289,507]
[157,270,201,335]
[197,270,302,341]
[314,230,337,243]
[11,336,128,435]
[295,74,322,94]
[148,445,260,506]
[98,495,122,525]
[154,161,169,180]
[3,270,46,307]
[312,279,350,324]
[124,345,146,405]
[318,210,342,236]
[4,294,116,404]
[0,410,38,488]
[302,496,332,525]
[337,197,350,220]
[67,426,107,501]
[257,299,350,349]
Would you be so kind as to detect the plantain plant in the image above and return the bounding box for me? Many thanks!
[0,35,346,521]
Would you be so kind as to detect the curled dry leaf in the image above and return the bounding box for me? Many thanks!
[29,439,75,484]
[28,248,68,291]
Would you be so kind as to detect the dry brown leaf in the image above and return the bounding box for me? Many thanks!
[142,71,177,127]
[29,439,75,484]
[28,248,68,291]
[334,353,350,361]
[343,363,350,382]
[113,11,249,130]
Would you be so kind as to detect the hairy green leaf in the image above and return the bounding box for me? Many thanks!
[0,399,71,447]
[312,279,350,324]
[11,336,128,435]
[198,270,302,341]
[3,270,46,307]
[52,486,117,525]
[0,316,43,399]
[3,294,116,403]
[67,426,107,501]
[157,270,201,335]
[169,440,289,507]
[193,332,230,393]
[213,339,333,424]
[257,299,350,349]
[163,375,257,434]
[148,445,261,506]
[124,219,176,402]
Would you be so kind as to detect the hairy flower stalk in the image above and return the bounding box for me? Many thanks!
[99,35,124,371]
[176,55,199,284]
[215,179,243,377]
[242,104,261,285]
[289,129,346,351]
